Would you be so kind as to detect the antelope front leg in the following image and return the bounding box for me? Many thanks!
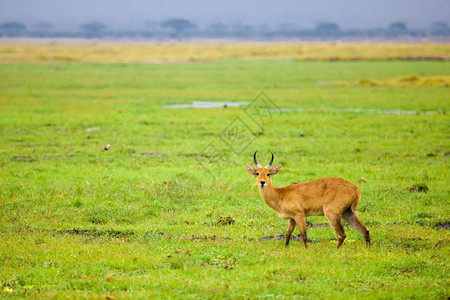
[285,218,296,248]
[294,215,308,249]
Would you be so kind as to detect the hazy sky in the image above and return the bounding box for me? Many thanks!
[0,0,448,30]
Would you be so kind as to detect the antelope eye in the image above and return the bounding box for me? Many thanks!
[255,173,259,176]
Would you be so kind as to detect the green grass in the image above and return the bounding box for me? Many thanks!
[0,59,449,299]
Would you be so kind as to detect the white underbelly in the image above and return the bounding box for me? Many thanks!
[277,212,291,219]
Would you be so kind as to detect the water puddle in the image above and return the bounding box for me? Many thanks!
[344,108,436,115]
[163,101,439,115]
[163,101,247,109]
[268,107,438,115]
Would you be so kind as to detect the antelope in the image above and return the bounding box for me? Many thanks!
[246,152,370,249]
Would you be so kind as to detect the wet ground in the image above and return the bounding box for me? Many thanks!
[163,101,247,109]
[162,101,439,115]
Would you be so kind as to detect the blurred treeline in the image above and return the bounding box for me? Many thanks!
[0,19,449,40]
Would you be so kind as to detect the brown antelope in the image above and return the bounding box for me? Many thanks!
[246,152,370,249]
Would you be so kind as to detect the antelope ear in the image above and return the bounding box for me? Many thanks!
[269,164,282,176]
[245,163,257,176]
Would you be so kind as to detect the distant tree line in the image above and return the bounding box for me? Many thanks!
[0,19,449,40]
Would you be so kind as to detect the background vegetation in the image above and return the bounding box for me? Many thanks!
[1,19,449,40]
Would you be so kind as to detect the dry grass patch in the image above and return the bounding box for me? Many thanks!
[0,43,449,63]
[357,75,450,87]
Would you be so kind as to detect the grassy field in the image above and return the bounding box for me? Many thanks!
[0,43,449,298]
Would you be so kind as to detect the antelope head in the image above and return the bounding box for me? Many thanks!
[246,151,282,188]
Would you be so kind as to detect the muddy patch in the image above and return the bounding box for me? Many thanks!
[163,101,247,109]
[43,154,74,159]
[268,107,438,115]
[190,235,231,242]
[388,221,450,229]
[259,234,313,243]
[12,154,73,162]
[11,155,34,162]
[271,105,443,115]
[204,215,236,226]
[177,153,207,158]
[131,152,167,157]
[409,183,429,193]
[142,232,165,241]
[433,238,449,247]
[55,228,135,238]
[435,222,450,230]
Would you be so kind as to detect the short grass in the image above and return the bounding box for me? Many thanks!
[0,51,449,298]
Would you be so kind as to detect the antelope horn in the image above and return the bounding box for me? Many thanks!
[253,151,262,169]
[265,152,274,169]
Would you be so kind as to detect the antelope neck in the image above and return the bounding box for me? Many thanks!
[258,183,281,211]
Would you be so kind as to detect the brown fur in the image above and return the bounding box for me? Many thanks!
[246,163,370,248]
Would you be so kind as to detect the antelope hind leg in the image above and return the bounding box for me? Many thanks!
[343,210,371,246]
